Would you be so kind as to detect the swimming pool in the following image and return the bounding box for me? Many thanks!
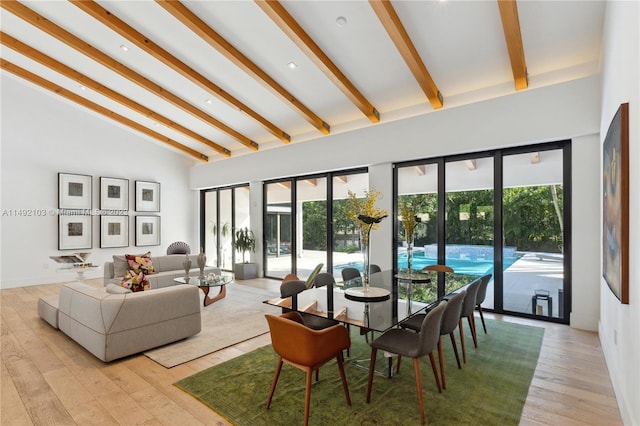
[336,251,520,277]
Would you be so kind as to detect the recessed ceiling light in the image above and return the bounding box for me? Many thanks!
[205,99,213,104]
[336,16,347,27]
[120,44,129,52]
[78,85,86,91]
[287,61,298,70]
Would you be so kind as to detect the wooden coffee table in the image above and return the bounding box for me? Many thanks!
[174,275,234,307]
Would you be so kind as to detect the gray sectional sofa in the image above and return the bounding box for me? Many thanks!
[38,282,201,362]
[103,254,217,288]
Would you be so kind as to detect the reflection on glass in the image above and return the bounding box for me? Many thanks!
[296,177,327,280]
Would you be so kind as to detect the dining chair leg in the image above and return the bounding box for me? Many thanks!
[336,352,351,406]
[477,305,487,333]
[315,369,319,382]
[266,358,283,409]
[304,369,312,426]
[412,358,426,425]
[467,315,478,348]
[428,351,442,393]
[437,337,446,390]
[366,348,377,403]
[395,355,402,374]
[449,332,462,369]
[459,319,467,364]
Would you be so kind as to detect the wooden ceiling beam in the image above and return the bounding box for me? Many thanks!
[497,0,528,90]
[256,0,380,123]
[0,32,230,157]
[1,0,258,152]
[70,0,289,144]
[465,160,477,170]
[0,59,208,162]
[369,0,443,109]
[157,0,330,135]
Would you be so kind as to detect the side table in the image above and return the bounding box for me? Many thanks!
[174,275,233,307]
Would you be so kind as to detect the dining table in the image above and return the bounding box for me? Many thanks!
[263,269,477,333]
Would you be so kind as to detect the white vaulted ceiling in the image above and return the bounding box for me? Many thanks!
[0,0,605,163]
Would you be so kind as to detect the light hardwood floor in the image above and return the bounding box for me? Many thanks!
[1,278,622,426]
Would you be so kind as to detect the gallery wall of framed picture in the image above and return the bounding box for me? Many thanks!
[57,173,161,250]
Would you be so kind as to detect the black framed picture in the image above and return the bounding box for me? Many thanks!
[58,173,92,209]
[100,215,129,248]
[135,181,160,212]
[59,214,92,250]
[100,177,129,211]
[135,215,161,246]
[602,102,629,304]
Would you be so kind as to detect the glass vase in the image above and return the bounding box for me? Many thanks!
[361,230,370,291]
[405,230,414,275]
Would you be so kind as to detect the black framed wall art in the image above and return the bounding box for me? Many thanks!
[135,180,160,212]
[135,215,160,246]
[59,214,92,250]
[100,215,129,248]
[100,177,129,211]
[58,173,92,209]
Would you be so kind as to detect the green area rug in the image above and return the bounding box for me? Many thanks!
[175,319,543,426]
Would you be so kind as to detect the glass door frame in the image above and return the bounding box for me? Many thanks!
[393,140,571,324]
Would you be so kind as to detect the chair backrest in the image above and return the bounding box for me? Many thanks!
[304,263,324,288]
[369,264,382,274]
[440,290,466,335]
[314,272,336,288]
[460,278,482,317]
[282,273,300,283]
[265,312,350,367]
[417,301,447,356]
[341,267,361,281]
[166,241,191,255]
[280,280,307,298]
[475,274,492,305]
[422,264,454,273]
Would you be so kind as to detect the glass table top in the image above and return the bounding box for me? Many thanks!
[264,269,477,332]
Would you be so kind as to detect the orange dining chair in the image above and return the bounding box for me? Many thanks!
[265,312,351,426]
[366,301,447,425]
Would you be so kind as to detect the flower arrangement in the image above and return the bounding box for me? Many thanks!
[346,189,388,246]
[400,199,421,244]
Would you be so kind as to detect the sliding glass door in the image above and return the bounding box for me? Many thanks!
[393,141,570,323]
[502,148,568,319]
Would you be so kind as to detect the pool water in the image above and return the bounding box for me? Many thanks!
[336,251,520,277]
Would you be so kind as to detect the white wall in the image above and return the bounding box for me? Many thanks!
[191,75,603,333]
[599,1,640,424]
[1,75,200,288]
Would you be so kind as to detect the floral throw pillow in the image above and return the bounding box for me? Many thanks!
[126,251,155,275]
[120,269,149,292]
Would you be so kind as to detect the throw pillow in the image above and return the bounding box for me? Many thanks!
[120,270,149,292]
[126,251,155,275]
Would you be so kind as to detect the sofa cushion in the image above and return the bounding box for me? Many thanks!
[121,270,149,292]
[126,252,154,274]
[112,251,148,278]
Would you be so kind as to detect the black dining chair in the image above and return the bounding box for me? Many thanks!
[458,277,482,363]
[366,301,447,425]
[400,290,466,390]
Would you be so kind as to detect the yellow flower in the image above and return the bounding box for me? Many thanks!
[400,199,421,243]
[346,190,388,246]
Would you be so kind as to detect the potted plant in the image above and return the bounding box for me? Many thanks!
[233,227,257,279]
